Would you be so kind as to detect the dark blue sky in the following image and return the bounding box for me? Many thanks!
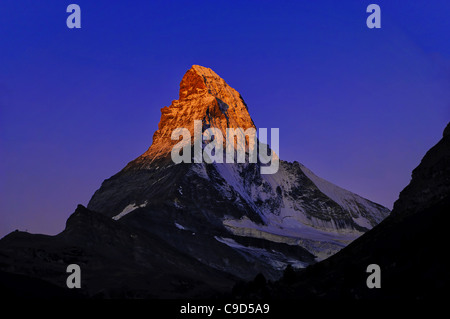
[1,0,449,237]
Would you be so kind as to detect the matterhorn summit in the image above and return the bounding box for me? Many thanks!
[140,65,256,163]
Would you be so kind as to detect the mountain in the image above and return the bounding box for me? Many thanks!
[88,65,389,261]
[235,122,450,299]
[0,65,389,298]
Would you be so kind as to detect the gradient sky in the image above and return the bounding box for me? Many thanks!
[0,0,449,238]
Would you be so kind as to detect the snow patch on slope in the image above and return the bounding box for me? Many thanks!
[174,222,186,230]
[222,216,356,260]
[112,201,148,220]
[214,236,307,269]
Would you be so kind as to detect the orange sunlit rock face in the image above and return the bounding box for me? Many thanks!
[139,65,256,164]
